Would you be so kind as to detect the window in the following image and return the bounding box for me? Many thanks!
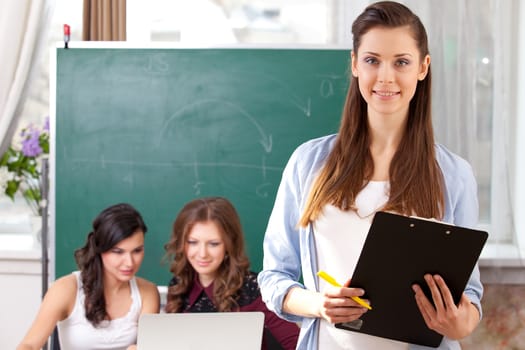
[395,0,523,262]
[127,0,337,44]
[16,0,524,262]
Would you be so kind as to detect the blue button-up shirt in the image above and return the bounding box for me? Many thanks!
[258,134,483,350]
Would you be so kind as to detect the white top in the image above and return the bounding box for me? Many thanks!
[314,181,409,349]
[57,271,142,350]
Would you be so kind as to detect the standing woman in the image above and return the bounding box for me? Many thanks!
[258,1,483,349]
[17,203,160,350]
[164,196,299,350]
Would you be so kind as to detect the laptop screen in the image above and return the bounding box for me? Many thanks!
[137,312,265,350]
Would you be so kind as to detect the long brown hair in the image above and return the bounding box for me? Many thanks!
[299,1,444,226]
[164,197,250,313]
[74,203,147,327]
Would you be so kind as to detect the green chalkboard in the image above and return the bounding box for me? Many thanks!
[55,47,350,285]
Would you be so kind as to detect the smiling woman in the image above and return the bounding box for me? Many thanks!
[183,221,227,288]
[258,2,484,349]
[350,26,430,142]
[164,196,300,350]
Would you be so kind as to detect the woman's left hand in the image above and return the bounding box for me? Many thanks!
[412,274,480,340]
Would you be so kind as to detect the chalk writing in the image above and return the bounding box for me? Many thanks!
[159,99,273,153]
[144,54,169,74]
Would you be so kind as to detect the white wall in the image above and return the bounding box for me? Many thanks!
[0,249,42,349]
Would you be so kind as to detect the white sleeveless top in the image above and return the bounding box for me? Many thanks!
[57,271,142,350]
[314,181,409,350]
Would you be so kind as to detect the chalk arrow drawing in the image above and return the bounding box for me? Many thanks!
[159,99,272,153]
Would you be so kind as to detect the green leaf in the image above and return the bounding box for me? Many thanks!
[39,133,50,154]
[5,180,20,200]
[24,188,41,202]
[0,152,9,166]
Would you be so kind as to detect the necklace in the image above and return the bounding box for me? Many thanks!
[353,181,389,220]
[354,206,384,220]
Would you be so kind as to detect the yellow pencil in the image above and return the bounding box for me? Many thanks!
[317,270,372,310]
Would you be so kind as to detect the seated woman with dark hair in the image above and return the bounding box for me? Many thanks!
[17,203,160,350]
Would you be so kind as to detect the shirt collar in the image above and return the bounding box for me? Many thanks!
[188,275,215,307]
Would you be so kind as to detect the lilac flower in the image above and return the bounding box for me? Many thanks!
[43,116,50,132]
[21,127,43,157]
[1,117,49,214]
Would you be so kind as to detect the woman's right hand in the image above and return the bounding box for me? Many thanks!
[317,285,369,324]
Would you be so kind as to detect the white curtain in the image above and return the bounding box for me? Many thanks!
[340,0,516,243]
[0,0,54,155]
[403,0,516,243]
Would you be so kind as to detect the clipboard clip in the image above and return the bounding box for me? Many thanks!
[336,319,364,331]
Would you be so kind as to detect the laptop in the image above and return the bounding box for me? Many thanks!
[335,211,488,347]
[137,312,265,350]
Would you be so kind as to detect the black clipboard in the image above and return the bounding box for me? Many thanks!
[335,211,488,347]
